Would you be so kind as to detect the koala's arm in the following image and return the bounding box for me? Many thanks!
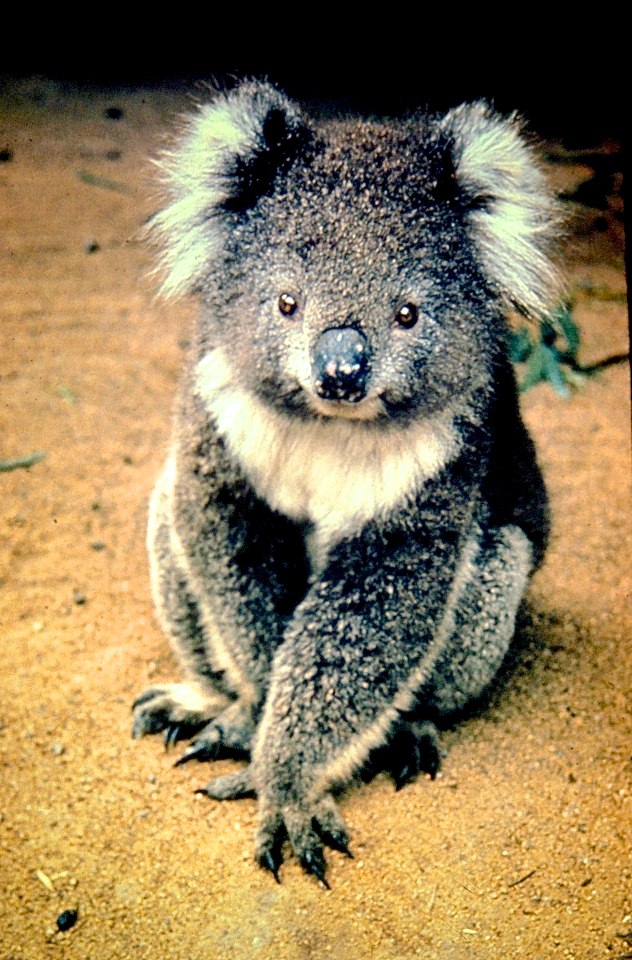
[199,440,537,883]
[246,464,507,879]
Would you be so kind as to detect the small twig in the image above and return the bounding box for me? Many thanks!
[0,451,46,472]
[507,868,537,888]
[568,352,630,374]
[454,879,476,896]
[36,868,54,891]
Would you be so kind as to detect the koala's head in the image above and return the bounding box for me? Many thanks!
[151,81,561,424]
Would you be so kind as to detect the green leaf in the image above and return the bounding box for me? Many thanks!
[0,451,46,472]
[542,345,571,398]
[519,343,547,392]
[552,304,581,356]
[508,328,533,364]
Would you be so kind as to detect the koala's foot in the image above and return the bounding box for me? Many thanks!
[174,702,254,766]
[255,793,353,887]
[388,719,442,790]
[131,682,229,746]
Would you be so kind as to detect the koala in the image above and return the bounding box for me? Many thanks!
[132,80,561,886]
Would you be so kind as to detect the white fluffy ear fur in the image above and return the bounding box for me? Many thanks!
[443,102,563,319]
[148,82,305,298]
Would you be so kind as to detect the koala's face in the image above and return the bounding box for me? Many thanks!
[208,123,497,426]
[155,83,559,425]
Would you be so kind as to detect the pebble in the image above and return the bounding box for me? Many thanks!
[56,908,78,931]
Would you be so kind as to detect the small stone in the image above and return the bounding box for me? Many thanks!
[105,106,124,120]
[83,239,100,254]
[56,908,78,931]
[52,742,65,756]
[73,591,87,605]
[90,540,106,551]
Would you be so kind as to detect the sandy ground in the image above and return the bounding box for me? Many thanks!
[0,80,630,960]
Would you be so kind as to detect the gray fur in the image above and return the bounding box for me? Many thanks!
[132,81,559,884]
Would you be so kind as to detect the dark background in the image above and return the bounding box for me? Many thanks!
[1,23,625,143]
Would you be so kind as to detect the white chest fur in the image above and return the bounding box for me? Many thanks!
[195,349,459,565]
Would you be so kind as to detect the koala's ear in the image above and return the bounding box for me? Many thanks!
[149,81,312,297]
[441,102,563,319]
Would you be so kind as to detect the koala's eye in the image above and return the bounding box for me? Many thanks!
[278,292,298,317]
[394,303,419,329]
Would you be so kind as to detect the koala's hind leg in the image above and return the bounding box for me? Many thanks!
[363,524,533,790]
[146,460,229,688]
[378,719,442,789]
[132,464,239,748]
[420,523,534,716]
[174,700,256,765]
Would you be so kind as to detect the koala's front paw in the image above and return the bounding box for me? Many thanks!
[195,759,352,885]
[131,682,227,747]
[255,793,353,887]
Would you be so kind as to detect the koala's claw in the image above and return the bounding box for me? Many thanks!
[131,683,219,742]
[312,804,353,859]
[255,811,287,883]
[300,849,330,889]
[390,720,442,789]
[317,827,353,859]
[257,849,283,884]
[174,733,222,767]
[393,763,414,790]
[255,794,349,887]
[132,710,168,740]
[424,747,441,782]
[164,723,183,749]
[174,709,253,767]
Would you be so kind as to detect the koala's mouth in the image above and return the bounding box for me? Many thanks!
[256,376,387,423]
[307,393,383,421]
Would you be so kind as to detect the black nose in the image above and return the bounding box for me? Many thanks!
[312,327,371,403]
